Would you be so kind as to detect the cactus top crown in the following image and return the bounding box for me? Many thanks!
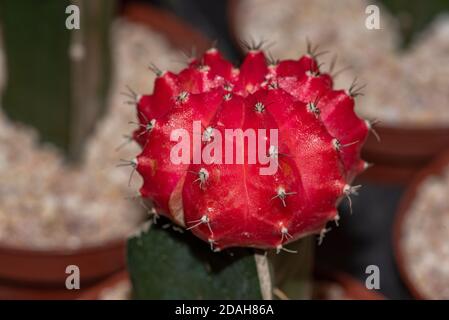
[128,45,371,251]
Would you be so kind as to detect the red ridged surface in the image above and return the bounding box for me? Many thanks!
[132,49,369,250]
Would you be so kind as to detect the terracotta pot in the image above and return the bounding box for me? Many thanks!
[0,279,102,300]
[360,126,449,185]
[0,240,125,286]
[0,3,211,299]
[122,3,211,54]
[393,149,449,300]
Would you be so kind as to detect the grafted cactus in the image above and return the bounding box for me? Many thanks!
[130,46,370,251]
[126,43,370,300]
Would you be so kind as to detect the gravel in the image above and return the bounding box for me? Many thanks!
[235,0,449,127]
[400,166,449,299]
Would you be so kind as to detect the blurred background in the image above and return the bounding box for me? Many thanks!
[0,0,448,299]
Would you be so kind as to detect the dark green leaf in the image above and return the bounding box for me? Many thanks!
[127,222,263,299]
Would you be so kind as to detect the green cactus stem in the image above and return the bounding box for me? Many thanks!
[127,220,313,299]
[0,0,115,160]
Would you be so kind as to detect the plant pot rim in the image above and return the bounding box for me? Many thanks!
[0,238,126,286]
[0,238,125,257]
[393,148,449,300]
[122,2,211,55]
[372,124,449,133]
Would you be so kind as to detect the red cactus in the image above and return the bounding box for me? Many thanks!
[130,46,370,251]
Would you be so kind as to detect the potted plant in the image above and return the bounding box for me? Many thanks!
[117,32,371,298]
[0,1,210,299]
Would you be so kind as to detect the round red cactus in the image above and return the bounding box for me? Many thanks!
[129,46,371,251]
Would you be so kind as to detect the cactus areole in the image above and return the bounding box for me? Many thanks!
[129,46,371,251]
